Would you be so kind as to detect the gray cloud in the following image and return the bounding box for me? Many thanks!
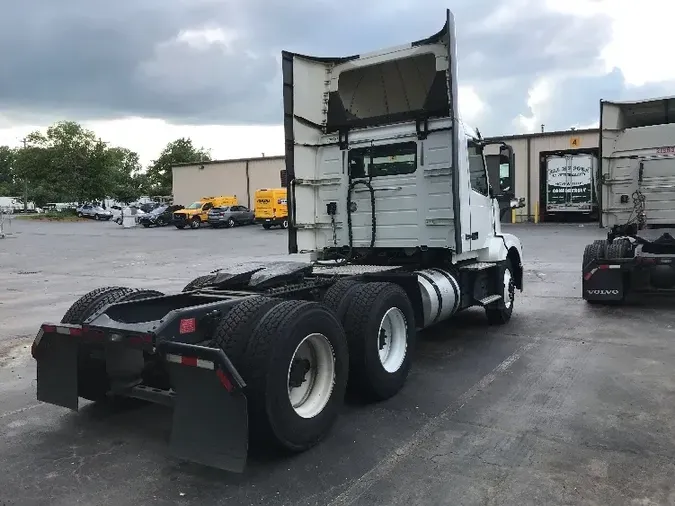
[0,0,670,134]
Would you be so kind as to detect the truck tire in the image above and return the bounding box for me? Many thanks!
[606,238,631,259]
[592,239,607,259]
[61,286,135,326]
[243,299,349,452]
[212,296,284,367]
[190,217,201,229]
[583,240,605,269]
[322,279,364,322]
[342,282,416,401]
[61,287,165,402]
[181,274,216,292]
[485,259,516,325]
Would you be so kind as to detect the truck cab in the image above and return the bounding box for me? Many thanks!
[282,10,523,272]
[173,195,238,229]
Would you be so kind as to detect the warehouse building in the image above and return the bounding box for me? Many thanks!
[172,127,600,222]
[172,155,287,208]
[484,127,599,223]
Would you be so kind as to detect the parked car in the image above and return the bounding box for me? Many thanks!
[207,205,255,228]
[138,204,184,228]
[111,206,146,225]
[76,204,113,221]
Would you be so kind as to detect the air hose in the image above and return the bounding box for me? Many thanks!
[345,176,377,262]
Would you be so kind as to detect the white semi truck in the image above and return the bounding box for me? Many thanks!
[583,96,675,303]
[31,9,524,472]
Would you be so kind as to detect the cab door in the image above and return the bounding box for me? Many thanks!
[467,140,493,251]
[200,202,214,221]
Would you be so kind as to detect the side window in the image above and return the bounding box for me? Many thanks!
[468,141,489,196]
[203,202,213,211]
[348,141,417,178]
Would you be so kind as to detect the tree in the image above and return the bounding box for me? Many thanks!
[0,146,17,195]
[106,147,145,203]
[146,138,211,195]
[11,120,145,207]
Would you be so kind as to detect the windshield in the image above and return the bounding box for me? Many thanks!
[186,202,202,210]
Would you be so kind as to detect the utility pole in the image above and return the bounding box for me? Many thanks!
[21,138,28,211]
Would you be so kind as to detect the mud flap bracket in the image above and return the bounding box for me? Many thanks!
[35,331,79,410]
[160,343,249,473]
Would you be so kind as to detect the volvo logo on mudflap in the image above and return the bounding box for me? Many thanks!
[587,289,620,295]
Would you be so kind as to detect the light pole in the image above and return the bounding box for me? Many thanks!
[21,138,28,212]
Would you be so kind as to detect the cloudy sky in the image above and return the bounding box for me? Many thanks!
[0,0,672,165]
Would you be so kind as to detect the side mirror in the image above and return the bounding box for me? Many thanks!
[499,144,514,168]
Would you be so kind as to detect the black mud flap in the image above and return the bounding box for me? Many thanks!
[159,342,249,473]
[34,327,80,410]
[582,263,625,301]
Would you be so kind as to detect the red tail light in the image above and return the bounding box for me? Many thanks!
[179,318,197,334]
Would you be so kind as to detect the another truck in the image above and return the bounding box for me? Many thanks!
[582,96,675,303]
[173,195,238,229]
[254,187,288,229]
[544,152,598,217]
[31,10,524,473]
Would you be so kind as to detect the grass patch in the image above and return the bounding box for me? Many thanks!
[15,210,86,222]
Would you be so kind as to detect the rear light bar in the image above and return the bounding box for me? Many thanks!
[39,324,153,345]
[165,353,234,392]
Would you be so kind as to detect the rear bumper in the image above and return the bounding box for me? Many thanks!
[31,323,249,472]
[256,217,286,225]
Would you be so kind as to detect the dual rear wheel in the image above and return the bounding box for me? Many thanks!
[213,280,415,453]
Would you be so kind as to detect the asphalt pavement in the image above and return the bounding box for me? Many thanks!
[1,218,674,506]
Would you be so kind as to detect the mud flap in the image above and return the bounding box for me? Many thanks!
[34,330,80,410]
[161,344,249,473]
[582,264,625,301]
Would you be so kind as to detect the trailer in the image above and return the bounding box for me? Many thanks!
[543,151,598,218]
[582,96,675,303]
[31,9,525,473]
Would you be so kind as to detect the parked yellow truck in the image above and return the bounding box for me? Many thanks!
[254,188,288,229]
[173,195,238,229]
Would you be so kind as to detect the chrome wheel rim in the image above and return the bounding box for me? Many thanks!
[287,333,336,419]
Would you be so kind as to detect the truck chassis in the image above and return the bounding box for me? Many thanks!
[32,257,521,472]
[582,221,675,303]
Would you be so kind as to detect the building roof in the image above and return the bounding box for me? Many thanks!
[172,127,601,169]
[484,127,599,143]
[172,154,285,168]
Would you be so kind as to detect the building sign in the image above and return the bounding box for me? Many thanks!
[656,146,675,154]
[569,136,581,148]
